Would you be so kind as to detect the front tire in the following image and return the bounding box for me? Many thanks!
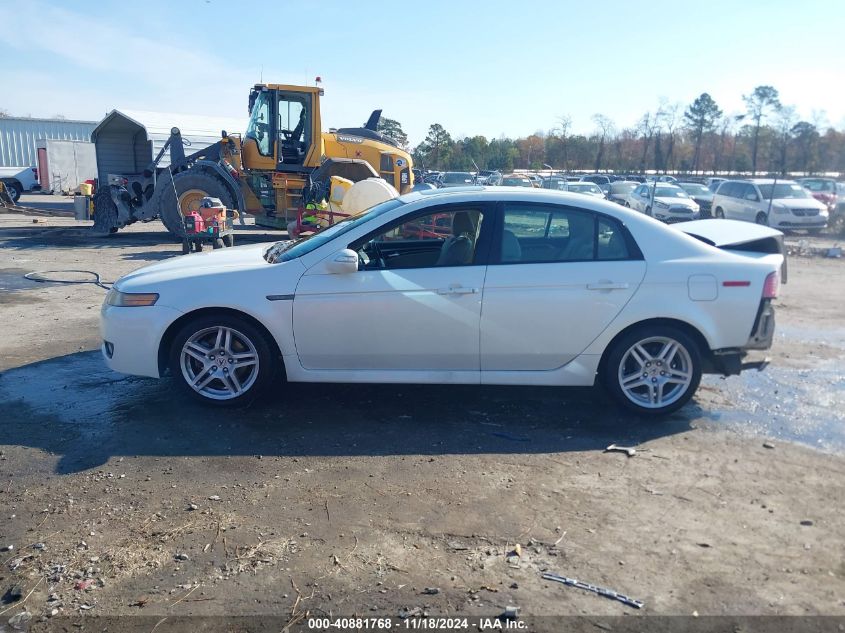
[603,325,702,416]
[169,314,276,406]
[714,207,725,219]
[755,212,769,226]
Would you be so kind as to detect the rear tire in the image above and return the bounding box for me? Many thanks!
[154,171,235,239]
[602,325,702,416]
[223,233,235,248]
[169,313,276,406]
[213,238,224,249]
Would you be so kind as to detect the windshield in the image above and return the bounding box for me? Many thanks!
[443,172,473,183]
[570,183,601,193]
[680,184,710,195]
[801,179,835,193]
[245,90,272,156]
[610,183,636,194]
[264,198,406,263]
[758,183,810,200]
[654,187,690,198]
[503,177,531,186]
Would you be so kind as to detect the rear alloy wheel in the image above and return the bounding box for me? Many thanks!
[714,208,725,219]
[755,212,769,226]
[169,314,276,406]
[604,326,702,416]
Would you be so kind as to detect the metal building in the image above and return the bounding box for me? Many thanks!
[90,110,246,183]
[0,117,97,168]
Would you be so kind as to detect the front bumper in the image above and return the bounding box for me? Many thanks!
[100,303,184,377]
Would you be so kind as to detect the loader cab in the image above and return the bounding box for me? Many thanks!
[243,84,322,173]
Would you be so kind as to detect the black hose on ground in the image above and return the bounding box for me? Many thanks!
[24,270,112,291]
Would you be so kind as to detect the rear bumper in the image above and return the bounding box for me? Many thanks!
[704,300,775,376]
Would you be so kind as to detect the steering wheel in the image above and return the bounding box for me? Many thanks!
[280,129,294,140]
[362,240,385,269]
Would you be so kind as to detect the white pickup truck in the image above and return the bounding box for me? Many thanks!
[0,166,39,202]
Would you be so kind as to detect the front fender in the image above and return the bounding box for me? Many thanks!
[194,160,246,212]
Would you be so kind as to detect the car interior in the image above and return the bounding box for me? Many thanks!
[353,206,631,270]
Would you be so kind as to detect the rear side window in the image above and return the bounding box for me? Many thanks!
[718,182,737,197]
[499,205,633,264]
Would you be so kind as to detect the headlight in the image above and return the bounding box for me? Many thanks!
[655,200,669,209]
[106,289,159,307]
[773,205,789,215]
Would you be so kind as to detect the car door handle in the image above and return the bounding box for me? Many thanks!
[437,286,479,295]
[587,281,629,290]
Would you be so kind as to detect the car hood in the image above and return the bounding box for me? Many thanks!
[771,198,827,210]
[115,242,274,291]
[655,196,696,207]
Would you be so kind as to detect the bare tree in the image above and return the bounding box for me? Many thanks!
[591,114,614,171]
[743,85,781,175]
[771,106,797,176]
[658,101,683,173]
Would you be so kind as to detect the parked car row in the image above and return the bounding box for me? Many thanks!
[415,170,841,232]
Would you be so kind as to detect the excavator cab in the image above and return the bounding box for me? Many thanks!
[243,84,323,173]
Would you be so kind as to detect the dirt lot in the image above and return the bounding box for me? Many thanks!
[1,199,844,630]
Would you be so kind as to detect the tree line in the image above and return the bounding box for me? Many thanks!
[377,86,845,176]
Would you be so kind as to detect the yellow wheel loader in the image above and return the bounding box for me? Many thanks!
[92,84,414,237]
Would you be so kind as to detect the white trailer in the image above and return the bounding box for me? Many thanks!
[36,139,97,194]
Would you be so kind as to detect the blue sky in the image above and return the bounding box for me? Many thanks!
[1,0,843,145]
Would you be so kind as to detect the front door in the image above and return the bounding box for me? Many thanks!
[292,204,493,372]
[480,203,646,371]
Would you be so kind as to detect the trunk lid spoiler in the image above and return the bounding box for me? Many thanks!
[679,219,787,283]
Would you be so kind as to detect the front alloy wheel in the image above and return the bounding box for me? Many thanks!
[604,326,702,415]
[169,315,276,405]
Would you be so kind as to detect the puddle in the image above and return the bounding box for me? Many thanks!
[700,360,845,453]
[0,268,57,292]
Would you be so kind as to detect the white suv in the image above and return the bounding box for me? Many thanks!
[712,179,828,231]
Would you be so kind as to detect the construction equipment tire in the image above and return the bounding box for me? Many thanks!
[155,171,235,239]
[91,189,119,237]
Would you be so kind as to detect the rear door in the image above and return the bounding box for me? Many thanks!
[480,203,646,371]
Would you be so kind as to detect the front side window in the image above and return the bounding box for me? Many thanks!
[499,205,630,263]
[354,207,486,270]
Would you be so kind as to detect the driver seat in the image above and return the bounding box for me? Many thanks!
[437,212,477,266]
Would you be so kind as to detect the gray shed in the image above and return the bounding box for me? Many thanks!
[90,109,246,183]
[0,117,96,168]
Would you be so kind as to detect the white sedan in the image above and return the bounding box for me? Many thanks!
[626,183,700,223]
[101,188,784,416]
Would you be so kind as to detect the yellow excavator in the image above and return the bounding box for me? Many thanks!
[92,84,414,237]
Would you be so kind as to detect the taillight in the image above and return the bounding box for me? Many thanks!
[763,271,779,299]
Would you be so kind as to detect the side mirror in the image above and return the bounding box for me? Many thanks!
[326,248,359,274]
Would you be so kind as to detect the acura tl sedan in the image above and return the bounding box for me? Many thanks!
[101,188,783,416]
